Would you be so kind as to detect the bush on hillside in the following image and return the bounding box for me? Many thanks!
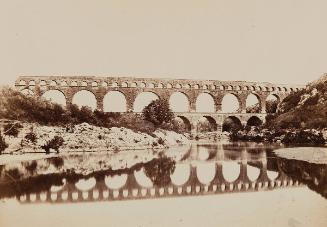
[0,131,8,154]
[41,136,64,154]
[3,123,23,137]
[142,99,174,127]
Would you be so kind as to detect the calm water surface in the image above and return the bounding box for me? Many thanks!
[0,142,326,227]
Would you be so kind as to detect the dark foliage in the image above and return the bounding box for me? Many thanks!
[142,99,174,127]
[3,123,23,137]
[25,131,37,144]
[41,136,64,154]
[0,131,8,154]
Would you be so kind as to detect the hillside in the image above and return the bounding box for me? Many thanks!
[266,74,327,129]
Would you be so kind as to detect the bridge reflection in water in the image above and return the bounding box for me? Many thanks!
[17,144,301,204]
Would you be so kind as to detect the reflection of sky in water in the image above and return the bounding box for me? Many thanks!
[105,174,127,189]
[75,178,96,191]
[222,162,240,182]
[134,168,153,187]
[170,164,190,186]
[247,165,260,181]
[196,162,216,184]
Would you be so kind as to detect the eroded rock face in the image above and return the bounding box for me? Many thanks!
[3,122,190,154]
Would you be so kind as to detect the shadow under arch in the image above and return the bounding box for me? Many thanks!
[246,116,263,127]
[103,90,127,112]
[197,116,218,133]
[174,116,192,132]
[222,116,243,132]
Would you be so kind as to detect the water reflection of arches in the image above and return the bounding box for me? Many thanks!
[169,92,190,112]
[221,93,240,113]
[72,90,97,110]
[222,162,241,182]
[134,168,153,187]
[103,91,127,112]
[196,93,215,112]
[170,164,191,186]
[41,90,67,106]
[75,178,96,191]
[133,92,159,112]
[104,174,128,189]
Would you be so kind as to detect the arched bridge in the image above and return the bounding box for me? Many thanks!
[15,76,305,136]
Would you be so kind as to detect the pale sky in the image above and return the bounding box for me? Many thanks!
[1,0,327,86]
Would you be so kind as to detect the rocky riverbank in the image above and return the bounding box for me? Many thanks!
[1,122,190,155]
[228,126,327,145]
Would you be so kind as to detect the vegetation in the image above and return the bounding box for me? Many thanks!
[142,99,174,127]
[0,131,8,154]
[3,122,23,137]
[41,136,65,154]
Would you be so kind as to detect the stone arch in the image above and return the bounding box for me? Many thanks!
[81,81,87,87]
[195,93,215,112]
[174,116,192,132]
[246,116,263,127]
[103,91,127,112]
[175,83,182,89]
[221,93,240,113]
[60,81,68,87]
[133,91,159,112]
[41,90,67,106]
[184,84,191,89]
[166,83,173,88]
[243,86,249,91]
[169,92,190,112]
[196,162,216,184]
[40,80,47,86]
[266,94,280,113]
[148,83,155,88]
[219,85,225,90]
[71,81,78,87]
[121,82,128,88]
[29,80,36,86]
[226,85,233,90]
[194,84,200,89]
[139,82,146,88]
[101,81,108,87]
[91,81,98,87]
[19,80,27,86]
[72,90,97,110]
[20,89,34,96]
[222,162,241,182]
[246,93,261,113]
[50,80,57,86]
[157,83,164,88]
[111,82,118,87]
[197,116,217,132]
[130,82,137,87]
[222,116,243,132]
[203,85,208,90]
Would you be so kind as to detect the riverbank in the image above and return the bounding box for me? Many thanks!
[1,121,190,156]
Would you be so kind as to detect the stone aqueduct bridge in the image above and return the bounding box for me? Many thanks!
[15,76,305,134]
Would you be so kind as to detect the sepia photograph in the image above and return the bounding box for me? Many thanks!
[0,1,327,226]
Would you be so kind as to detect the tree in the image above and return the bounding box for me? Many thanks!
[142,99,174,127]
[0,131,8,154]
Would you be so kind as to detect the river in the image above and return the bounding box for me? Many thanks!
[0,142,326,227]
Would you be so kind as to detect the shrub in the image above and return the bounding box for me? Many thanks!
[41,136,64,154]
[142,99,174,127]
[4,123,23,137]
[25,132,37,144]
[0,131,8,154]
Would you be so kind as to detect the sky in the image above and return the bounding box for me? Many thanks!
[1,0,327,86]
